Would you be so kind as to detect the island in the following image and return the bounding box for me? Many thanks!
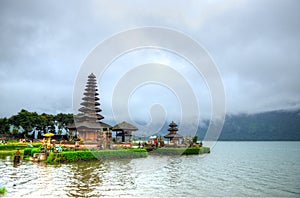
[0,73,210,164]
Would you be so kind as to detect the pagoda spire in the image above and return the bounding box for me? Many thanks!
[168,121,178,134]
[70,73,112,143]
[164,121,183,145]
[77,73,104,122]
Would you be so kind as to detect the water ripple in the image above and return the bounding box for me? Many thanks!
[1,142,300,197]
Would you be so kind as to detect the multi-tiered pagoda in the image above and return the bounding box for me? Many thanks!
[164,121,183,145]
[70,73,112,143]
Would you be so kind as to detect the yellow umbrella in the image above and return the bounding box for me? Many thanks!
[43,133,55,137]
[43,133,55,148]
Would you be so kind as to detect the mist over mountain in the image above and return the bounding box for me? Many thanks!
[218,109,300,140]
[155,109,300,141]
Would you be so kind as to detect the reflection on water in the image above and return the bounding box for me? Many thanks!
[66,161,103,197]
[1,142,300,197]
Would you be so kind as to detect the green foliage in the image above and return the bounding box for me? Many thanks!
[125,148,147,152]
[192,136,198,143]
[53,156,61,164]
[0,187,7,194]
[35,113,55,136]
[92,150,148,160]
[23,156,31,161]
[1,109,74,138]
[9,109,40,135]
[46,149,148,163]
[152,147,210,155]
[0,117,10,134]
[24,148,32,156]
[182,148,199,155]
[32,143,42,148]
[0,144,26,150]
[46,152,54,163]
[24,147,41,156]
[0,143,41,151]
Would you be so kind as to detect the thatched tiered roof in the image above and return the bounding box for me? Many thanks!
[77,73,104,123]
[164,121,183,139]
[68,73,112,142]
[112,121,138,131]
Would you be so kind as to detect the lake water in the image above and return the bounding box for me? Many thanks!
[0,141,299,197]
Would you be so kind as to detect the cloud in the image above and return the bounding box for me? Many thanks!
[0,0,299,123]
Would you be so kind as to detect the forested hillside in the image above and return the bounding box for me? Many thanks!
[196,109,300,140]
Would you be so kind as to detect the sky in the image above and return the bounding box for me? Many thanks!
[0,0,300,128]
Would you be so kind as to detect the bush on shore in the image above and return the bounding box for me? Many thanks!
[23,148,32,156]
[0,187,7,195]
[0,143,42,150]
[150,147,210,155]
[46,149,148,163]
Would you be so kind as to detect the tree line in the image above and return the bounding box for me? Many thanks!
[0,109,74,139]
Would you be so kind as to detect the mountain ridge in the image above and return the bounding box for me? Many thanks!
[153,108,300,141]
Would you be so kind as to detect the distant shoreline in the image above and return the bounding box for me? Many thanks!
[211,140,300,141]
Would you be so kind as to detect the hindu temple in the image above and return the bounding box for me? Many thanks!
[69,73,112,143]
[164,121,183,145]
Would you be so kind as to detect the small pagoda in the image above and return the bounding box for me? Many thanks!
[69,73,112,143]
[164,121,183,145]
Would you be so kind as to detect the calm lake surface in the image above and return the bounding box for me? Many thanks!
[0,141,299,197]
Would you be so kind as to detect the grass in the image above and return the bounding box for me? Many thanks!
[150,147,210,155]
[46,149,148,164]
[0,143,42,151]
[0,187,6,195]
[45,147,209,164]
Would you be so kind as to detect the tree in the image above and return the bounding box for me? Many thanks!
[35,113,55,137]
[0,118,10,134]
[193,135,198,144]
[9,109,39,137]
[55,113,74,139]
[3,110,75,139]
[55,113,74,128]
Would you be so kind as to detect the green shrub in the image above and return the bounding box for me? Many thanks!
[53,157,61,164]
[24,148,32,156]
[32,143,42,148]
[193,136,198,143]
[151,148,184,155]
[0,144,27,150]
[24,148,41,156]
[0,143,42,150]
[0,187,6,194]
[183,148,200,155]
[151,147,210,155]
[46,149,148,163]
[46,152,54,163]
[126,148,148,152]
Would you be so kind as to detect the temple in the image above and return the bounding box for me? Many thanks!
[112,121,138,143]
[164,121,183,145]
[69,73,112,143]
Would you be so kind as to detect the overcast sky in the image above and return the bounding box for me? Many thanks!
[0,0,300,125]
